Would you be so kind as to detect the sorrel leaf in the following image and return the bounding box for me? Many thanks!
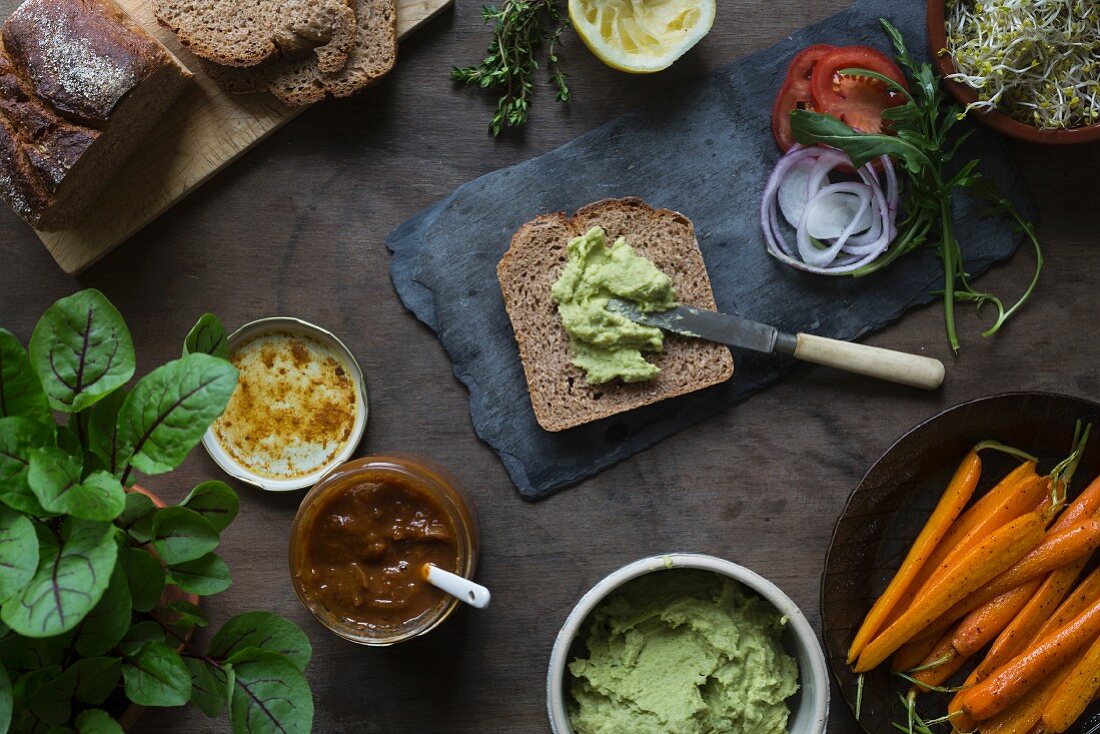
[119,546,164,613]
[180,481,239,532]
[87,389,127,477]
[0,519,116,637]
[0,507,37,603]
[168,553,231,596]
[0,331,50,424]
[121,641,191,706]
[212,612,312,672]
[75,708,123,734]
[0,663,10,734]
[151,507,218,565]
[0,417,52,515]
[114,492,155,543]
[114,354,237,478]
[226,648,313,734]
[24,663,72,724]
[28,290,135,414]
[66,656,121,705]
[165,600,208,631]
[117,620,165,657]
[28,449,124,521]
[74,565,131,657]
[183,314,230,360]
[185,657,228,718]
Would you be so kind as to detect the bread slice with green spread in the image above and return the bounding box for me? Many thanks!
[498,198,734,432]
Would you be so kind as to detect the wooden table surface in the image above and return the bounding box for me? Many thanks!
[1,1,1098,732]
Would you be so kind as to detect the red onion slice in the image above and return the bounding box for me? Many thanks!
[761,145,897,275]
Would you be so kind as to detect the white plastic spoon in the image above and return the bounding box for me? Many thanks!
[422,563,491,609]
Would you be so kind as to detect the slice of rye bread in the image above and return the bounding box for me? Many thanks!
[154,0,356,73]
[203,0,395,106]
[498,198,735,433]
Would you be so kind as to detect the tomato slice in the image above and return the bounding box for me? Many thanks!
[771,45,835,151]
[809,46,909,134]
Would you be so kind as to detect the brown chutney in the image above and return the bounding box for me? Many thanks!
[290,457,478,644]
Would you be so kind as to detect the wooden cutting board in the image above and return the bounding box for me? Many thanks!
[26,0,452,274]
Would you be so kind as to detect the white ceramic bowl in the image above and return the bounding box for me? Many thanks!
[547,553,830,734]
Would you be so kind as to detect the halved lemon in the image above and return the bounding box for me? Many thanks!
[568,0,716,74]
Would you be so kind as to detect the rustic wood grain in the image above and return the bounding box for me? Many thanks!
[0,1,1098,732]
[24,0,452,275]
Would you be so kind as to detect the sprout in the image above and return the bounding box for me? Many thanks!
[945,0,1100,129]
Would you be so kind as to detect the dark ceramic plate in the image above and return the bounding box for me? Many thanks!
[822,392,1100,733]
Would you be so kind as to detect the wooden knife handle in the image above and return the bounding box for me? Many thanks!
[793,333,945,390]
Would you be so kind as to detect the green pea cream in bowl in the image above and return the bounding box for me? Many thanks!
[547,554,829,734]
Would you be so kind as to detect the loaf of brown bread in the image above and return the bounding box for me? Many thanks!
[498,198,735,433]
[205,0,396,107]
[0,0,192,231]
[154,0,357,73]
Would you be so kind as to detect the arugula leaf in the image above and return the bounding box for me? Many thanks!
[66,657,121,705]
[180,481,238,532]
[119,546,165,613]
[27,449,124,522]
[121,641,191,707]
[183,314,229,359]
[114,492,155,544]
[0,664,10,734]
[211,612,312,672]
[168,553,231,596]
[74,709,122,734]
[73,565,131,657]
[0,331,50,425]
[28,290,135,414]
[184,658,228,718]
[226,648,313,734]
[151,507,218,565]
[114,355,237,481]
[0,508,37,604]
[0,519,117,637]
[789,109,931,172]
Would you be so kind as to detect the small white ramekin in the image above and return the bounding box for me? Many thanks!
[547,553,829,734]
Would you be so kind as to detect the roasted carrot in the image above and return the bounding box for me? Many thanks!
[972,660,1076,734]
[980,518,1100,600]
[847,449,982,664]
[892,631,942,673]
[855,512,1045,673]
[957,593,1100,721]
[954,581,1043,658]
[1042,632,1100,732]
[887,464,1040,629]
[908,626,969,692]
[1034,565,1100,643]
[950,563,1088,733]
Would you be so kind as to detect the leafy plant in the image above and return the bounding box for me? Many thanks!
[790,19,1043,353]
[0,290,313,734]
[452,0,572,135]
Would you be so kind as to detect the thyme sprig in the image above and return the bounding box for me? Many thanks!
[452,1,572,135]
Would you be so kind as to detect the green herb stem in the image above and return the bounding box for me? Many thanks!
[452,1,572,135]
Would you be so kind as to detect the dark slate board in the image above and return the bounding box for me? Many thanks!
[387,0,1038,501]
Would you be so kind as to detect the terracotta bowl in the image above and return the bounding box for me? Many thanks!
[927,0,1100,145]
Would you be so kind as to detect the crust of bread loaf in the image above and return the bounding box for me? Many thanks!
[0,0,191,230]
[498,197,734,432]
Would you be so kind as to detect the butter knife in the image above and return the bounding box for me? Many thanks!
[607,299,945,390]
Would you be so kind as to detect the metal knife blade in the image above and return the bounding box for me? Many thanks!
[607,298,793,355]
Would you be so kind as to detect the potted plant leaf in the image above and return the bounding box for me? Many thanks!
[0,289,313,733]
